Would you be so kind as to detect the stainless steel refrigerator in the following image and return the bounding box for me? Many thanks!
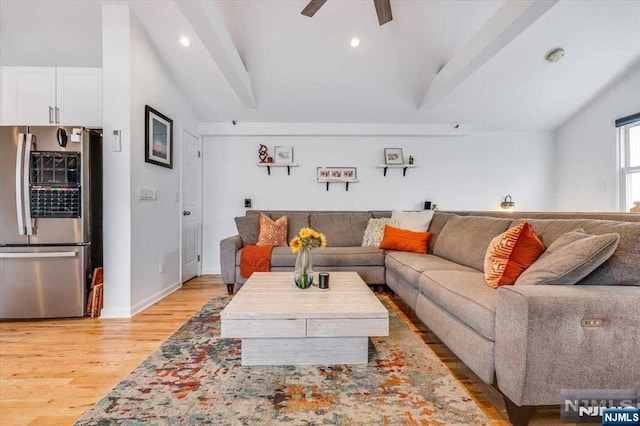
[0,126,102,319]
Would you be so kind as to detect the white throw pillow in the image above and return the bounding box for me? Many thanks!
[391,210,434,232]
[362,218,398,247]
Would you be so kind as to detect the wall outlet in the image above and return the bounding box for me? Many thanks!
[244,198,252,208]
[159,261,165,274]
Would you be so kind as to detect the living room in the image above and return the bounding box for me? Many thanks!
[1,0,639,425]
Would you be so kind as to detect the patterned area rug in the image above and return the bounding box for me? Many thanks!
[76,296,490,425]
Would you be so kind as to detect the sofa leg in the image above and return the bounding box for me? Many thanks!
[503,396,535,426]
[226,284,234,295]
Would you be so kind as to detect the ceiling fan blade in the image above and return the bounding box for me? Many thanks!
[301,0,328,17]
[373,0,392,25]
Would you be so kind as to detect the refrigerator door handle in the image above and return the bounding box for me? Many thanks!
[23,134,34,235]
[15,133,25,235]
[0,251,78,259]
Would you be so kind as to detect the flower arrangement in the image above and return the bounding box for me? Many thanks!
[289,227,327,253]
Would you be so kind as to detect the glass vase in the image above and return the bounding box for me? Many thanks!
[294,247,314,289]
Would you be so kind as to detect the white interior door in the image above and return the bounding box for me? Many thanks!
[181,130,201,282]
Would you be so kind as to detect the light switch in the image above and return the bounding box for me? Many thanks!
[112,130,121,152]
[139,187,156,200]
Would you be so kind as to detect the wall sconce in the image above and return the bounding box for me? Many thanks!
[501,195,515,211]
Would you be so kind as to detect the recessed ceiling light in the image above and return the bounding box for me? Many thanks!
[545,47,565,63]
[180,36,191,47]
[350,37,360,48]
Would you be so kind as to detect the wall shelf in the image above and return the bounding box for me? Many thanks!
[257,163,299,175]
[319,180,359,191]
[377,164,416,177]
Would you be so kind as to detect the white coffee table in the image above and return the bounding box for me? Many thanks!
[220,272,389,366]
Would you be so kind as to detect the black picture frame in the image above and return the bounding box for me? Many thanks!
[145,105,173,169]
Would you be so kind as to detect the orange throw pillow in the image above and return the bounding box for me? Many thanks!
[256,213,288,246]
[379,225,432,254]
[484,222,545,288]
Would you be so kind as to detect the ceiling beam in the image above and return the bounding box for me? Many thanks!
[177,0,256,108]
[420,0,557,110]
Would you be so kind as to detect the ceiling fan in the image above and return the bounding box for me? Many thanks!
[301,0,393,26]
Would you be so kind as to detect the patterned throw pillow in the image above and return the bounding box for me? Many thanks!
[362,218,398,247]
[484,222,545,289]
[256,213,288,246]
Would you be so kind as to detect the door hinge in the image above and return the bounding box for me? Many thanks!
[197,255,201,262]
[197,151,201,158]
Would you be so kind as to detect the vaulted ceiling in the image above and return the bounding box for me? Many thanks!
[2,0,640,130]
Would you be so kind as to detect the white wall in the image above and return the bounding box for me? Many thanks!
[555,61,640,211]
[101,5,199,317]
[101,5,132,318]
[0,0,102,67]
[201,131,555,273]
[129,13,199,314]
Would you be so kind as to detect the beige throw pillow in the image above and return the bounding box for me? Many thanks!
[391,210,434,232]
[515,229,620,286]
[362,218,398,247]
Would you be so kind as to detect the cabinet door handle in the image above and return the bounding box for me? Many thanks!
[49,106,54,124]
[55,107,60,124]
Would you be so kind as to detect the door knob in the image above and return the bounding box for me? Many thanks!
[183,210,191,216]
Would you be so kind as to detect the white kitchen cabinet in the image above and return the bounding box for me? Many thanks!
[0,66,102,126]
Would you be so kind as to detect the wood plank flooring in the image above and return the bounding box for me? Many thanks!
[0,275,563,425]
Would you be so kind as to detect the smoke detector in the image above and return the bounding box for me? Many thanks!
[545,48,565,63]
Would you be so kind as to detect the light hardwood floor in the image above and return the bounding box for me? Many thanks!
[0,275,561,425]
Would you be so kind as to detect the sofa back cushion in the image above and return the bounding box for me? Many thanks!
[310,212,373,247]
[433,215,512,271]
[512,218,640,286]
[235,215,260,245]
[427,212,457,253]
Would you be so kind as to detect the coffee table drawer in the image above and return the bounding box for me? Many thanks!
[307,318,389,337]
[222,319,306,338]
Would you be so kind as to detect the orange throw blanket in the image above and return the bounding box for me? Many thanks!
[240,245,273,278]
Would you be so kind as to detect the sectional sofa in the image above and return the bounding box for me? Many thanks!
[220,210,640,425]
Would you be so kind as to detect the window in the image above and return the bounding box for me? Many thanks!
[617,113,640,212]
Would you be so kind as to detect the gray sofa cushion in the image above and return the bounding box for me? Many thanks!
[433,215,512,271]
[512,218,640,286]
[515,229,620,286]
[419,270,497,341]
[385,252,477,288]
[310,212,373,247]
[236,246,385,267]
[235,215,259,245]
[427,212,457,253]
[270,212,309,241]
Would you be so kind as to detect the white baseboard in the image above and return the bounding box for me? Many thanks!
[100,307,134,319]
[130,281,182,317]
[201,268,220,275]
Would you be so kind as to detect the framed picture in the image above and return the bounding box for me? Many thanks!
[145,105,173,169]
[384,148,404,165]
[317,167,358,182]
[274,146,293,164]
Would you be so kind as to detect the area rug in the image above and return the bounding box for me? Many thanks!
[76,296,490,425]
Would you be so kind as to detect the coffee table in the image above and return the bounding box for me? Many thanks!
[220,271,389,366]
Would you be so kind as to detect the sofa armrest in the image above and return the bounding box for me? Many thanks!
[495,285,640,406]
[220,235,243,284]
